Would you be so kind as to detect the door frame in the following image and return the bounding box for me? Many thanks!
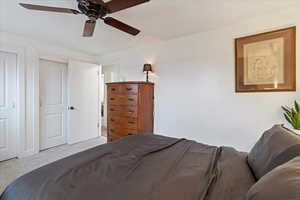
[98,65,102,138]
[39,59,68,150]
[0,45,26,159]
[39,59,102,146]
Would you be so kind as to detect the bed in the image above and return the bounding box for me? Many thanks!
[1,125,300,200]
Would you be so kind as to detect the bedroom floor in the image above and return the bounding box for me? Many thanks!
[0,137,107,194]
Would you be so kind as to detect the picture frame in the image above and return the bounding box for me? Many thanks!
[235,27,296,92]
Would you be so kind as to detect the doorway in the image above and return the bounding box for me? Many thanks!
[39,59,103,151]
[67,60,102,143]
[100,73,107,137]
[0,51,18,161]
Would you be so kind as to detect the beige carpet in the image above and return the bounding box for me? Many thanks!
[0,137,106,194]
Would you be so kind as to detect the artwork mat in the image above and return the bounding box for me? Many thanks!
[235,26,296,92]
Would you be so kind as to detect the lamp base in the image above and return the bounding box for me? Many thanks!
[146,71,149,82]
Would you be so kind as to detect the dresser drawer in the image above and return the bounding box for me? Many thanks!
[107,85,120,95]
[108,116,122,127]
[109,132,123,141]
[108,117,137,129]
[107,105,123,116]
[108,95,138,106]
[109,128,138,139]
[120,95,138,105]
[108,95,119,105]
[120,84,138,94]
[108,105,138,118]
[121,117,137,129]
[122,106,138,118]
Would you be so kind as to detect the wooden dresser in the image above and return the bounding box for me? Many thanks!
[106,82,154,142]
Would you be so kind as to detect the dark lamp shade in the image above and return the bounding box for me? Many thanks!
[143,64,153,72]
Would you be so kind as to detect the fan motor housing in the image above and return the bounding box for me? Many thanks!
[77,0,108,19]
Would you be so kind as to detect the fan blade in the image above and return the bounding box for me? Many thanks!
[19,3,80,14]
[83,20,96,37]
[104,17,140,36]
[105,0,150,13]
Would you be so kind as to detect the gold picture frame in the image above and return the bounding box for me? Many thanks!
[235,27,296,92]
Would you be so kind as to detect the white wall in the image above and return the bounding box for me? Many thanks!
[0,32,97,157]
[98,10,300,151]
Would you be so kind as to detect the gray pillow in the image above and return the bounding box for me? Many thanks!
[246,156,300,200]
[247,124,300,180]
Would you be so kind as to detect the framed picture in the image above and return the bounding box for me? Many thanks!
[235,27,296,92]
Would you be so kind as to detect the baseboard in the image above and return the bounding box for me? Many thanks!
[18,149,39,158]
[68,135,104,145]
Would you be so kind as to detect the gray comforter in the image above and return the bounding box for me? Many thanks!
[0,134,255,200]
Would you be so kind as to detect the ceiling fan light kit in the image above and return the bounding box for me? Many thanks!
[19,0,150,37]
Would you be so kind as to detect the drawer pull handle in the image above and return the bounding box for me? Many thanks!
[111,119,115,122]
[110,129,115,133]
[128,121,135,125]
[126,88,133,91]
[111,88,116,91]
[128,109,134,113]
[110,109,115,111]
[128,98,135,101]
[110,98,115,101]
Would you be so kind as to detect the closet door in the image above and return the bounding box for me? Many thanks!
[40,60,67,150]
[0,51,17,161]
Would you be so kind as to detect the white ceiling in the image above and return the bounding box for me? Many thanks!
[1,0,300,55]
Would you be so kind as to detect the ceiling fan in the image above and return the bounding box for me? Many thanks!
[19,0,150,37]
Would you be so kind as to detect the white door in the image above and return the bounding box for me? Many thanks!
[68,60,100,144]
[40,60,67,150]
[0,51,17,161]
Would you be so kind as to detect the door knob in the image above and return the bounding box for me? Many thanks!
[12,101,16,109]
[68,106,75,110]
